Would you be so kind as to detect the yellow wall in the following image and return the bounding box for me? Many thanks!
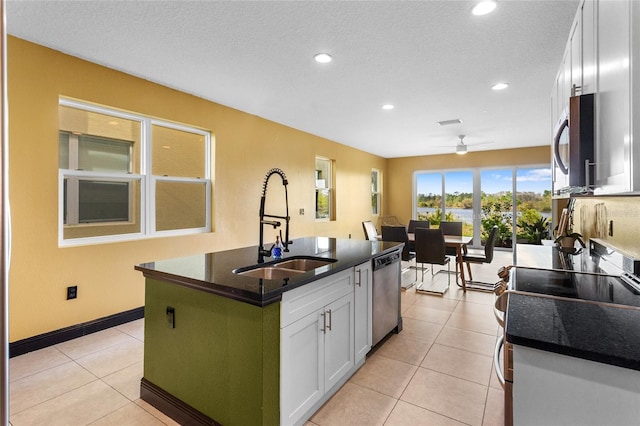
[385,146,552,224]
[7,37,386,341]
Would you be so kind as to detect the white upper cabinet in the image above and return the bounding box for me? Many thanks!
[552,0,640,194]
[593,0,639,194]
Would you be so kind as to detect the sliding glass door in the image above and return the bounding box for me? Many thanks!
[415,165,551,249]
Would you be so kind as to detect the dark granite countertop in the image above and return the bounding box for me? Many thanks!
[506,293,640,371]
[509,243,640,371]
[135,237,403,307]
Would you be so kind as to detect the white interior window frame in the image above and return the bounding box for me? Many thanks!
[58,98,211,247]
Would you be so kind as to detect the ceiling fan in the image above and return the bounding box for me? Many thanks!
[454,135,494,155]
[456,135,469,155]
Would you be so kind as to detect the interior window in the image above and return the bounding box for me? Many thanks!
[371,169,381,215]
[315,157,334,220]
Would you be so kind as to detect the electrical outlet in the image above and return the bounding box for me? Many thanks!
[299,208,304,215]
[166,306,175,328]
[66,285,77,300]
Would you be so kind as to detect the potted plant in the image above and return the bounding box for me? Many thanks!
[554,229,585,251]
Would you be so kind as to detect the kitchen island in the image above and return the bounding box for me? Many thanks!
[135,237,403,426]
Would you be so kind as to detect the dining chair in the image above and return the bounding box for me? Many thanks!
[439,221,463,280]
[461,225,499,291]
[414,228,451,287]
[362,220,379,241]
[407,220,430,252]
[381,225,417,280]
[439,221,462,255]
[407,220,430,234]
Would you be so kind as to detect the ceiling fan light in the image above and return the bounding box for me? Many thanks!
[456,144,468,154]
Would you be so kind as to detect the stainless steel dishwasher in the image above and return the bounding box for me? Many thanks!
[372,250,402,347]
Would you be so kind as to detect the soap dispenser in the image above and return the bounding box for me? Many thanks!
[273,235,283,259]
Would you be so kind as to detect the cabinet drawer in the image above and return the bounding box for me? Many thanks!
[281,269,353,328]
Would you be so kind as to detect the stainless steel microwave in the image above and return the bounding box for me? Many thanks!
[552,93,595,195]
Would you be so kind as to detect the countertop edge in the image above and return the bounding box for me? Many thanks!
[135,239,403,307]
[134,266,281,307]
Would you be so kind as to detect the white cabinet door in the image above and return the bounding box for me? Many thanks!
[324,292,355,391]
[559,45,571,115]
[513,345,640,425]
[569,14,582,95]
[280,268,356,426]
[354,261,372,363]
[280,308,324,426]
[594,0,632,193]
[581,0,597,94]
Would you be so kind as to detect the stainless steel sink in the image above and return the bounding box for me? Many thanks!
[273,258,335,271]
[235,267,305,280]
[233,256,337,279]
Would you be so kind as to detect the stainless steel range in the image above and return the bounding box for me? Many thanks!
[497,239,640,305]
[493,239,640,426]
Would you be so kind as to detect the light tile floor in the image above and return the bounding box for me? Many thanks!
[9,251,511,426]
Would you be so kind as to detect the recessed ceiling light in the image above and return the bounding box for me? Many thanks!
[314,53,332,63]
[472,1,497,16]
[382,104,395,110]
[492,82,509,90]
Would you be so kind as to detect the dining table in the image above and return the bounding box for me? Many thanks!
[408,233,473,291]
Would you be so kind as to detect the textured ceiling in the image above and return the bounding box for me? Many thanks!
[7,0,579,158]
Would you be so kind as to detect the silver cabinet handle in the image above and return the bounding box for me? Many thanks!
[326,309,332,331]
[321,312,327,334]
[356,269,362,287]
[494,335,506,388]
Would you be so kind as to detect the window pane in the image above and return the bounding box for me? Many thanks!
[516,168,552,245]
[152,125,206,178]
[59,132,69,169]
[156,181,207,231]
[416,172,442,224]
[59,105,141,173]
[315,159,330,189]
[371,170,379,215]
[316,189,330,219]
[371,193,379,215]
[481,169,513,247]
[79,180,130,223]
[63,178,141,240]
[78,135,131,172]
[444,171,474,237]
